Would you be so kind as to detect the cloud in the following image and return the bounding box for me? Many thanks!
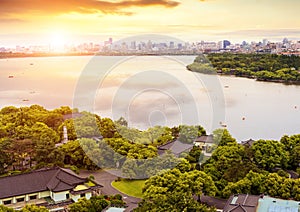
[0,18,26,23]
[0,0,180,16]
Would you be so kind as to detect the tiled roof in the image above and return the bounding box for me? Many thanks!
[0,167,89,199]
[200,195,227,209]
[223,194,260,212]
[194,135,214,143]
[241,139,256,146]
[158,140,193,156]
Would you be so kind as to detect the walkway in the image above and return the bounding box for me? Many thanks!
[79,170,141,212]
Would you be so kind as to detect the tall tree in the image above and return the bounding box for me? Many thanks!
[139,168,217,211]
[251,140,288,170]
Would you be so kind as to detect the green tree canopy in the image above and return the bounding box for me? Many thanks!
[251,140,288,171]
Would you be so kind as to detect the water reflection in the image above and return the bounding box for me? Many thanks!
[0,56,299,141]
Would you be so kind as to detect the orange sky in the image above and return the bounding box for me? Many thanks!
[0,0,300,46]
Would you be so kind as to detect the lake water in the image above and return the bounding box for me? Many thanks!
[1,55,299,141]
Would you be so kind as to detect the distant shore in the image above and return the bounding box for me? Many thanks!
[0,52,95,59]
[0,52,199,59]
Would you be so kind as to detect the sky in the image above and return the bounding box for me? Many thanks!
[0,0,300,47]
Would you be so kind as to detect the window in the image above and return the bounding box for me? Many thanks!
[16,197,24,202]
[29,195,37,200]
[66,193,70,199]
[80,193,85,198]
[3,200,12,205]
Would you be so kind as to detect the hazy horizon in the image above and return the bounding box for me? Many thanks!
[1,0,300,47]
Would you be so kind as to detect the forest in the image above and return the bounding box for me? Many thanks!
[0,105,299,211]
[187,53,300,84]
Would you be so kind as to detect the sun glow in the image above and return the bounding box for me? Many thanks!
[49,31,67,51]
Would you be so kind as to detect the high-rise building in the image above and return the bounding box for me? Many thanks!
[169,41,175,49]
[262,39,268,46]
[147,40,152,50]
[283,38,289,44]
[218,40,231,49]
[130,41,136,50]
[177,43,183,50]
[223,40,231,49]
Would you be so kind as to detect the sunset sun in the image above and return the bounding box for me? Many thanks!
[49,31,67,50]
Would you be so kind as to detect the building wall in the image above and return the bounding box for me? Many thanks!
[14,195,25,204]
[0,191,48,206]
[71,194,81,202]
[86,192,92,200]
[0,190,95,206]
[0,198,10,205]
[52,191,69,202]
[71,192,92,202]
[26,193,39,201]
[39,190,51,198]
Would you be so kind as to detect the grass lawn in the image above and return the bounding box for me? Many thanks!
[112,179,146,198]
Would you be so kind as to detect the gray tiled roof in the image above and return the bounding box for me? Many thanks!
[0,167,88,199]
[194,135,214,143]
[158,140,193,156]
[200,195,227,209]
[223,194,260,212]
[241,139,256,146]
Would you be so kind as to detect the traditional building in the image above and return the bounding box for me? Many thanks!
[223,194,300,212]
[223,194,260,212]
[241,139,256,147]
[157,139,194,157]
[0,167,102,211]
[194,135,215,156]
[194,135,214,147]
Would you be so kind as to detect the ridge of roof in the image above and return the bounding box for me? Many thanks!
[229,204,247,212]
[157,139,176,149]
[0,167,59,180]
[46,168,86,191]
[46,169,63,191]
[59,168,86,180]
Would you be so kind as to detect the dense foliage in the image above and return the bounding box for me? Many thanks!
[202,134,300,199]
[135,131,300,211]
[69,195,125,212]
[0,204,48,212]
[187,53,300,83]
[135,168,217,212]
[1,104,300,211]
[0,105,191,176]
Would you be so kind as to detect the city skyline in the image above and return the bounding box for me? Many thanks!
[1,0,300,47]
[1,36,299,57]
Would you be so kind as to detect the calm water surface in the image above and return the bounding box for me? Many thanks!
[0,56,299,141]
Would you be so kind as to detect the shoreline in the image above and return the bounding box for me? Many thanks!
[187,69,300,86]
[0,52,199,59]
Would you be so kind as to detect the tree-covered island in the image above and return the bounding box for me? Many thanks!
[187,53,300,84]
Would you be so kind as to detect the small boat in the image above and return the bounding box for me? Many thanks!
[30,63,34,65]
[22,99,29,102]
[224,85,229,88]
[219,121,227,127]
[8,75,14,78]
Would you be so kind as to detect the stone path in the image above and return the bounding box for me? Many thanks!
[79,169,141,212]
